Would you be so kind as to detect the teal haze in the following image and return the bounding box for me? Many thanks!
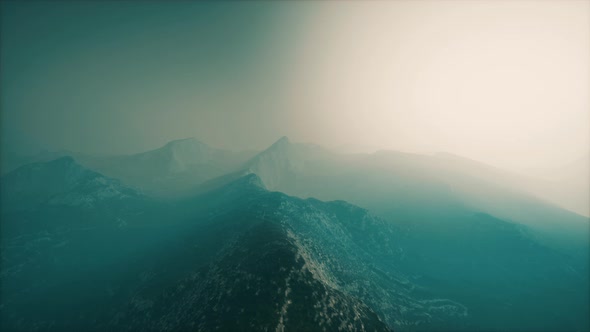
[1,1,588,173]
[0,2,589,331]
[1,1,306,154]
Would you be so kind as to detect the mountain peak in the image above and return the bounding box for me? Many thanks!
[240,172,266,189]
[21,156,85,176]
[269,136,290,149]
[217,172,267,194]
[258,136,292,157]
[242,137,304,191]
[6,156,95,183]
[144,138,215,172]
[1,156,128,208]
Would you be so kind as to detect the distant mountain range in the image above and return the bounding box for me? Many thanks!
[1,137,588,331]
[72,138,257,197]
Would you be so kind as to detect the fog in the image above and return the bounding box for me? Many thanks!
[1,0,588,172]
[1,2,589,329]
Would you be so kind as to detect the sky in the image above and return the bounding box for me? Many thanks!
[1,0,589,171]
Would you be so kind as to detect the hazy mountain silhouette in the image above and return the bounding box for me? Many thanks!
[1,137,588,332]
[72,138,257,197]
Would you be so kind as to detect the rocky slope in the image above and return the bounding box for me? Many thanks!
[1,160,463,331]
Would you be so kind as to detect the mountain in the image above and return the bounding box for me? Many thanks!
[2,141,588,331]
[235,137,590,331]
[75,138,257,197]
[2,161,443,331]
[1,156,139,205]
[0,156,159,239]
[243,138,588,246]
[242,136,345,193]
[0,149,77,175]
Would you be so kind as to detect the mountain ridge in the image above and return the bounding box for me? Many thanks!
[1,154,589,331]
